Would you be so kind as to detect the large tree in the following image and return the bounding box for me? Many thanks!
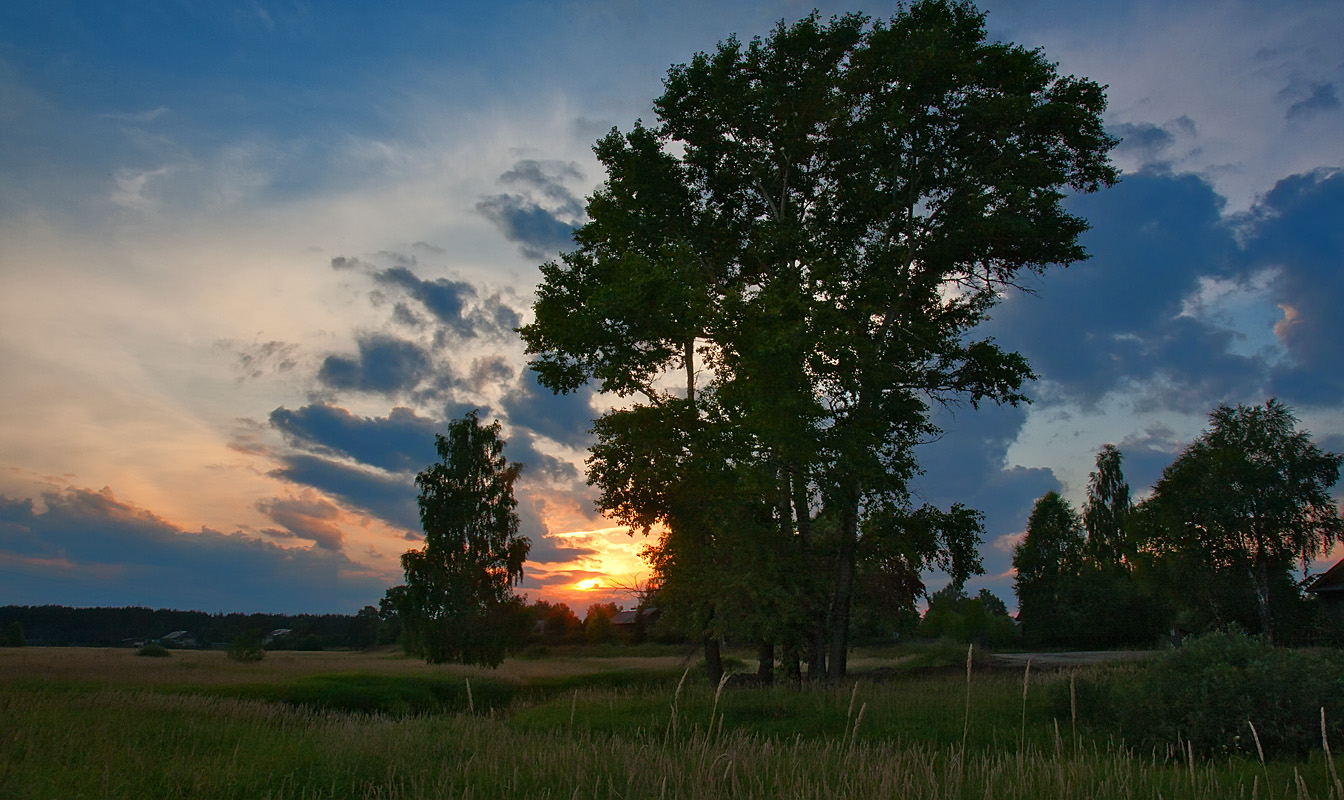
[521,1,1117,680]
[399,412,531,667]
[1147,399,1344,642]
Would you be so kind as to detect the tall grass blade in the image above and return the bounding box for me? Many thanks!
[1323,707,1341,797]
[962,643,973,752]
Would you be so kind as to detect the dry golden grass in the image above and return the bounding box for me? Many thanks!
[0,645,686,687]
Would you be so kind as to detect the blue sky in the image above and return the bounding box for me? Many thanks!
[1,0,1342,614]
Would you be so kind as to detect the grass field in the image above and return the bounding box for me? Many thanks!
[2,644,1341,799]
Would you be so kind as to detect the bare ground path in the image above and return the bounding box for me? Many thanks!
[990,650,1157,669]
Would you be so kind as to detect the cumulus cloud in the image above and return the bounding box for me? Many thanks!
[269,403,441,474]
[317,334,433,395]
[0,487,388,613]
[269,453,420,531]
[255,491,346,551]
[500,371,597,449]
[476,159,586,260]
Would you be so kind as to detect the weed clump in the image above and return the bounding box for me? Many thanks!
[227,633,266,662]
[135,644,170,658]
[1063,630,1344,759]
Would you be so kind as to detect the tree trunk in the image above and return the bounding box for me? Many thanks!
[827,481,860,681]
[793,470,828,682]
[781,641,802,682]
[704,635,723,686]
[1251,561,1275,644]
[757,641,774,685]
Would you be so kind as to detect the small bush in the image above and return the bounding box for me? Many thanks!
[227,633,266,663]
[135,644,171,658]
[1062,630,1344,759]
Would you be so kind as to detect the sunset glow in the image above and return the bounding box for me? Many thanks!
[1,1,1341,614]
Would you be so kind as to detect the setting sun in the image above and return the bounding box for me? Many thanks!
[574,578,604,591]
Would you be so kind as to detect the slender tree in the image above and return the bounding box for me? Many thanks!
[1084,444,1132,567]
[1013,491,1085,646]
[1147,399,1343,642]
[400,412,530,667]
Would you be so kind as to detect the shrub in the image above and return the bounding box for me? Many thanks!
[135,644,171,658]
[227,633,266,663]
[1063,630,1344,759]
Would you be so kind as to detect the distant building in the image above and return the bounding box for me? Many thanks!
[611,608,660,628]
[158,630,197,648]
[263,628,292,645]
[1308,558,1344,616]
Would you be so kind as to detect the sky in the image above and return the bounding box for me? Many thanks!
[1,0,1342,615]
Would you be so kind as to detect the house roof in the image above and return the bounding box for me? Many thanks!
[1308,558,1344,595]
[611,608,659,626]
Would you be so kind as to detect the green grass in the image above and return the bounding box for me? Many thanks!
[3,646,1343,799]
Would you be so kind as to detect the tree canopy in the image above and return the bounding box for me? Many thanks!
[399,412,531,667]
[521,0,1117,681]
[1147,399,1343,641]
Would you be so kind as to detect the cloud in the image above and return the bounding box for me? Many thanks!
[912,404,1061,583]
[1284,81,1340,121]
[501,370,597,449]
[0,487,388,613]
[224,339,300,380]
[269,403,441,474]
[527,532,599,565]
[255,491,346,551]
[476,159,586,260]
[1240,170,1344,403]
[983,170,1258,409]
[370,264,522,339]
[317,334,433,395]
[269,453,420,531]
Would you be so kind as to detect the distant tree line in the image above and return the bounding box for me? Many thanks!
[0,605,384,650]
[1014,399,1344,648]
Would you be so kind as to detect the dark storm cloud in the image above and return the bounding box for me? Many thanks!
[0,488,387,613]
[1284,81,1340,121]
[1241,170,1344,404]
[983,171,1248,408]
[269,403,441,474]
[501,371,597,449]
[477,159,585,260]
[270,453,420,531]
[317,334,432,395]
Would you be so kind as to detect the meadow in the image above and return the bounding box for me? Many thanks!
[2,643,1341,799]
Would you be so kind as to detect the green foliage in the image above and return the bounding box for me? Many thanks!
[401,412,531,668]
[520,0,1118,680]
[135,643,170,658]
[1084,443,1132,565]
[1145,400,1344,641]
[583,603,621,644]
[918,584,1018,648]
[1066,631,1344,760]
[227,633,265,662]
[1013,491,1085,646]
[3,620,24,647]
